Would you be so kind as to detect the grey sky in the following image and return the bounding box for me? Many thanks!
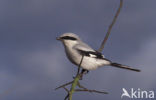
[0,0,156,100]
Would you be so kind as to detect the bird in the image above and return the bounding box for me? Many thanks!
[56,32,140,73]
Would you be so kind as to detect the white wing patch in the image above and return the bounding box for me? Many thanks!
[89,54,97,58]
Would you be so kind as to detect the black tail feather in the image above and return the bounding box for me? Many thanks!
[111,63,141,72]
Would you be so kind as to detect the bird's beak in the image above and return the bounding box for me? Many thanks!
[56,37,61,40]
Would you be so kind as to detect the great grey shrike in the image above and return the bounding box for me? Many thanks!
[57,33,140,72]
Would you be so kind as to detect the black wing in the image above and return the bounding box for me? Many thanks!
[77,49,110,61]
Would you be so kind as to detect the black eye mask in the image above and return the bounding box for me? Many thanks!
[61,36,77,40]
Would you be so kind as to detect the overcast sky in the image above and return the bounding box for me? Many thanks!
[0,0,156,100]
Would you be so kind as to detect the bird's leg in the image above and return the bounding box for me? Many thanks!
[81,69,89,74]
[79,69,89,80]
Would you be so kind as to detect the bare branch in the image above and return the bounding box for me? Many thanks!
[63,87,69,93]
[64,94,69,100]
[77,82,108,94]
[75,89,108,94]
[76,55,84,76]
[77,81,87,89]
[98,0,123,52]
[55,81,73,90]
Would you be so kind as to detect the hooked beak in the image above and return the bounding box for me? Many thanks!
[56,37,61,40]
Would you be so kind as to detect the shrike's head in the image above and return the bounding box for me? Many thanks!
[57,33,81,46]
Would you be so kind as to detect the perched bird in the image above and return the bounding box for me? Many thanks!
[57,33,140,73]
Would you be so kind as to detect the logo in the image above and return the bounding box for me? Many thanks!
[121,88,155,99]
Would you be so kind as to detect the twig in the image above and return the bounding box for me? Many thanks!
[76,55,84,76]
[77,82,108,94]
[77,81,87,89]
[55,81,73,90]
[64,94,69,100]
[75,89,108,94]
[63,87,69,93]
[98,0,123,52]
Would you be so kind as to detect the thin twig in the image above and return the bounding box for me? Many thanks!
[64,94,69,100]
[55,81,73,90]
[77,81,87,89]
[76,55,84,76]
[75,89,108,94]
[63,87,69,93]
[98,0,123,52]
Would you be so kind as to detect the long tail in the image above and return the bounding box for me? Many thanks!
[111,63,141,72]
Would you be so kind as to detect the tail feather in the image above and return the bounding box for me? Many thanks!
[111,63,141,72]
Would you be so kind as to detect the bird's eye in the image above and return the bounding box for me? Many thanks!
[61,36,77,40]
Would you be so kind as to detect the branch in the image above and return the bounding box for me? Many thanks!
[68,55,84,100]
[98,0,123,52]
[75,89,108,94]
[76,82,108,94]
[55,81,73,90]
[68,74,81,100]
